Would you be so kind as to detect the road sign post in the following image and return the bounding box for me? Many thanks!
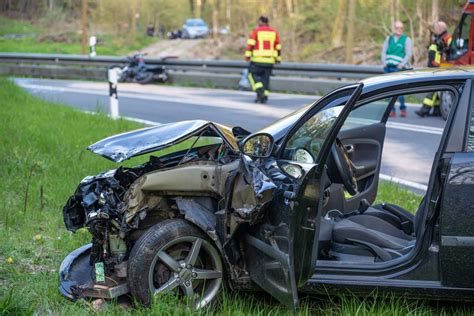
[107,68,121,119]
[89,36,97,57]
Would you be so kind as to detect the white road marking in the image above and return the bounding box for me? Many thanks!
[16,82,292,118]
[16,80,431,192]
[386,121,443,135]
[82,110,163,126]
[379,174,428,192]
[17,82,445,136]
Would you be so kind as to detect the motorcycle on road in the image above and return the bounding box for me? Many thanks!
[109,54,170,85]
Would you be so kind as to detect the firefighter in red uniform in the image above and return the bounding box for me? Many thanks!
[245,16,281,104]
[415,21,452,117]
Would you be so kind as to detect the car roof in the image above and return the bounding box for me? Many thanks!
[361,67,474,92]
[186,18,206,23]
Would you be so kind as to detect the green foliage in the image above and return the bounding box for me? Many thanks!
[0,77,472,314]
[0,16,156,55]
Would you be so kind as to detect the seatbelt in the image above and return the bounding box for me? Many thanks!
[382,203,414,235]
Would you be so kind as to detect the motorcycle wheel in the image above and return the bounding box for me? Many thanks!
[118,71,129,83]
[136,71,154,84]
[157,72,169,83]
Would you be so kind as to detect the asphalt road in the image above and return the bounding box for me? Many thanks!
[15,78,446,191]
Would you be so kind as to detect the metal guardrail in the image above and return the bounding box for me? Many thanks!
[0,52,385,94]
[0,52,383,79]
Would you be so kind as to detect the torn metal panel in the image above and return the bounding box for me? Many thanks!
[175,197,217,239]
[123,160,239,223]
[230,158,277,224]
[87,120,239,162]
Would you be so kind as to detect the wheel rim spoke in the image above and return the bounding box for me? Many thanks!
[154,275,179,294]
[157,251,181,272]
[185,238,203,266]
[193,268,222,280]
[181,282,195,296]
[149,235,223,309]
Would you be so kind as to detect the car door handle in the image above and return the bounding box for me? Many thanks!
[345,144,355,153]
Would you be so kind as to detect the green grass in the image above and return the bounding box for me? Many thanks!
[0,16,156,55]
[0,77,472,315]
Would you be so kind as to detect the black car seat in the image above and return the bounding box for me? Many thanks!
[329,199,425,263]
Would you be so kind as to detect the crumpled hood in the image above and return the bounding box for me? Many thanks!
[88,120,238,162]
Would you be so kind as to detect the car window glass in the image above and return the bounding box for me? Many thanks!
[283,105,344,162]
[341,98,391,131]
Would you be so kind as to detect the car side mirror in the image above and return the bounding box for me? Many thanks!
[239,133,274,158]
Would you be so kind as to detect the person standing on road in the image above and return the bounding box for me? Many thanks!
[381,21,413,117]
[245,16,281,104]
[415,21,452,117]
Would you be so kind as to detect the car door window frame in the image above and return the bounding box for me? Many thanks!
[315,82,465,274]
[276,84,363,165]
[463,80,474,152]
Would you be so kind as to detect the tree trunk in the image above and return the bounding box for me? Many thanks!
[196,0,202,18]
[431,0,439,24]
[345,0,356,64]
[331,0,346,48]
[389,0,394,26]
[226,0,231,31]
[131,0,138,37]
[48,0,53,12]
[416,0,424,39]
[211,0,219,40]
[285,0,293,16]
[189,0,194,17]
[81,0,88,55]
[394,0,400,22]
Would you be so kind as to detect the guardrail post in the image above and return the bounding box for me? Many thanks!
[107,68,121,119]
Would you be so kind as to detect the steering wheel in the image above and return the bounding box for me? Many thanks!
[331,138,358,195]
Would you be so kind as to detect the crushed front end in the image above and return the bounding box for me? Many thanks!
[59,120,245,301]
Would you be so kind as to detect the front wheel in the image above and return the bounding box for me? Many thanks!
[135,71,154,84]
[128,219,224,309]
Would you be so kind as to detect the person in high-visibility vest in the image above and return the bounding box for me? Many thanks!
[381,21,413,118]
[245,16,281,104]
[415,21,452,117]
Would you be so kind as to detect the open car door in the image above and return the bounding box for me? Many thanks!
[243,84,364,309]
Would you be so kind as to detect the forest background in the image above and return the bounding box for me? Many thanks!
[0,0,466,65]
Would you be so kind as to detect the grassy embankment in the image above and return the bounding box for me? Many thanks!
[0,77,471,315]
[0,16,155,56]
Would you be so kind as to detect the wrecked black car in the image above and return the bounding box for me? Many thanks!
[61,69,474,310]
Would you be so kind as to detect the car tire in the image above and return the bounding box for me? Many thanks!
[128,219,224,309]
[440,91,453,120]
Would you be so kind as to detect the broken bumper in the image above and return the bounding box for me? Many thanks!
[59,243,93,300]
[59,244,130,301]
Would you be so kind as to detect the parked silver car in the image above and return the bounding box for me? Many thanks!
[182,19,209,39]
